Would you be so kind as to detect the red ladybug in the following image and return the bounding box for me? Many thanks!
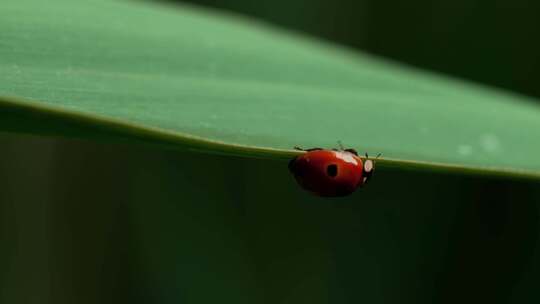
[288,146,379,197]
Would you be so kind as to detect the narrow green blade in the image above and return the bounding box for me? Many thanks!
[2,0,540,178]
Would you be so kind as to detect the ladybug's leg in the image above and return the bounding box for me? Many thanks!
[288,157,298,172]
[294,146,323,152]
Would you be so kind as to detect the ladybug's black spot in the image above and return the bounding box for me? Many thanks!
[326,164,338,177]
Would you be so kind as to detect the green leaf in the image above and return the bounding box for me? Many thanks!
[2,0,540,178]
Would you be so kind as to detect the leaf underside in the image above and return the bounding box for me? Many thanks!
[2,0,540,179]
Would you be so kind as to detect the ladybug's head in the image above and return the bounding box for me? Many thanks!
[362,153,381,184]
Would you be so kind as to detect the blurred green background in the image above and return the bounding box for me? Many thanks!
[1,0,540,303]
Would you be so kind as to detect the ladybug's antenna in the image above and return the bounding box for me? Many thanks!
[337,140,345,150]
[365,153,382,161]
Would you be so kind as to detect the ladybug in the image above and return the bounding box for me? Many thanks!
[288,146,380,197]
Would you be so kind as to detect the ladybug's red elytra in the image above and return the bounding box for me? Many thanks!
[288,146,379,197]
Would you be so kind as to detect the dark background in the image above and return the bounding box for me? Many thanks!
[174,0,540,99]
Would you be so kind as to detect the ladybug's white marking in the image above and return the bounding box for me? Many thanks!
[334,151,358,165]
